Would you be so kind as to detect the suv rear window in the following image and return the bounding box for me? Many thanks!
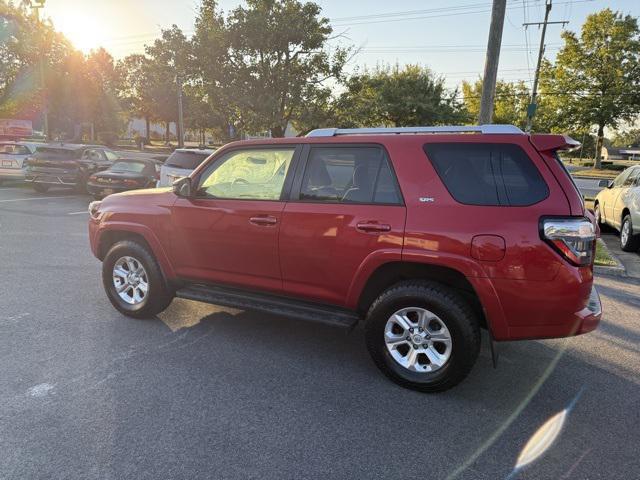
[34,148,82,160]
[423,143,549,206]
[165,151,210,170]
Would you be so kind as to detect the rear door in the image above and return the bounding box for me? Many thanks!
[279,144,406,306]
[613,167,640,229]
[171,145,299,293]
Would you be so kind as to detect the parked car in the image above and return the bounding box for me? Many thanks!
[87,158,161,200]
[0,141,41,184]
[24,144,120,193]
[594,165,640,251]
[158,148,215,187]
[88,125,601,392]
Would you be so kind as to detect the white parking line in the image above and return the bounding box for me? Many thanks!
[0,195,77,203]
[67,211,87,215]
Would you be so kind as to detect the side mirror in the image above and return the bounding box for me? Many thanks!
[597,179,610,188]
[173,177,192,198]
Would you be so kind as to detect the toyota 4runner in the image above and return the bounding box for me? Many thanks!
[88,125,602,392]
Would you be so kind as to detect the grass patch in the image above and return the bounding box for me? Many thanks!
[594,240,618,267]
[572,169,618,179]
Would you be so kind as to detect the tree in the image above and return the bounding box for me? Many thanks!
[203,0,348,137]
[335,65,462,128]
[611,128,640,147]
[461,79,530,129]
[118,54,156,141]
[539,9,640,168]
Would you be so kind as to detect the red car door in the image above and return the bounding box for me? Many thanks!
[171,145,299,294]
[279,145,406,307]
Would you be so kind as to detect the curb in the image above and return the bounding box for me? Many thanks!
[594,239,627,278]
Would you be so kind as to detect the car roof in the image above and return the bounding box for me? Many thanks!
[173,148,216,154]
[36,143,105,151]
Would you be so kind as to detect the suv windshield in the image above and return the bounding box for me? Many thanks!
[165,151,210,170]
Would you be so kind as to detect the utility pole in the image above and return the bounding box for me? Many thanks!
[524,0,568,132]
[478,0,507,125]
[176,75,184,148]
[29,0,49,140]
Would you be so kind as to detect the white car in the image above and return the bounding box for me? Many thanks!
[0,141,42,184]
[158,148,215,187]
[594,165,640,251]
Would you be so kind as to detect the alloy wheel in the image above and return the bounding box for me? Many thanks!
[621,219,630,247]
[112,256,149,305]
[384,307,453,373]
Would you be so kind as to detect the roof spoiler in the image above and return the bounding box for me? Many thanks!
[530,134,581,153]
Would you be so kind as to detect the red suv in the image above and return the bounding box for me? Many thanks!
[88,125,601,392]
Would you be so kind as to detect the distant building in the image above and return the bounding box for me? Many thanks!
[602,146,640,161]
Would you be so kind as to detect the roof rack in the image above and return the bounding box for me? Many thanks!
[306,124,524,137]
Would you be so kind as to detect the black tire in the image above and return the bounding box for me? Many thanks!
[102,240,174,318]
[365,280,480,393]
[33,183,49,193]
[594,203,603,228]
[620,214,640,252]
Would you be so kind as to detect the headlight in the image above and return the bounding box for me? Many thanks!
[88,200,102,220]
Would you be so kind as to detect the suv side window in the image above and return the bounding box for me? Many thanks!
[299,146,402,204]
[197,148,295,200]
[423,143,549,206]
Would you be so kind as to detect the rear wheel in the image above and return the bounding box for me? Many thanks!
[365,281,480,392]
[620,214,640,252]
[102,240,174,318]
[33,183,49,193]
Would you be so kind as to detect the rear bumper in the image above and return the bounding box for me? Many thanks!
[25,173,79,186]
[471,270,602,341]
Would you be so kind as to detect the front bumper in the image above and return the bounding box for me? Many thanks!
[0,168,27,181]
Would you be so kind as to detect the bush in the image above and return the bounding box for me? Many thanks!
[97,131,118,147]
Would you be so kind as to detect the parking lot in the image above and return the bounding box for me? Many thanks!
[1,184,639,480]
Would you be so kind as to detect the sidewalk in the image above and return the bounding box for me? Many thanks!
[601,233,640,278]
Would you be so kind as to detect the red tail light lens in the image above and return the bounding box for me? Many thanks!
[89,175,98,182]
[541,217,596,266]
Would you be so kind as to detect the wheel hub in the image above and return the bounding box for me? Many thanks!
[113,256,149,305]
[384,307,453,373]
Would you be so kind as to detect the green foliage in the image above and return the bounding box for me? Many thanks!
[336,65,462,128]
[539,8,640,168]
[611,128,640,147]
[461,79,530,129]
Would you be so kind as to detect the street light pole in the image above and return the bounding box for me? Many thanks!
[29,0,49,140]
[478,0,507,125]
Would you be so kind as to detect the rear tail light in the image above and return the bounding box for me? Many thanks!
[541,217,596,266]
[89,175,98,182]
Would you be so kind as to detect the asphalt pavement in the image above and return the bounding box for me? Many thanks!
[1,184,639,480]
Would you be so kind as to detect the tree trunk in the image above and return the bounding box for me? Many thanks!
[270,125,285,138]
[165,121,170,144]
[145,116,150,143]
[594,123,604,169]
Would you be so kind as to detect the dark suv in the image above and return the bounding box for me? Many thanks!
[88,125,601,392]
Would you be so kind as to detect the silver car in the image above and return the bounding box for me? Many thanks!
[158,148,215,187]
[0,141,41,184]
[594,165,640,251]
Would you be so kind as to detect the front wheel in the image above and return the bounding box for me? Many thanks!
[620,214,640,252]
[594,203,603,227]
[365,281,480,392]
[102,240,174,318]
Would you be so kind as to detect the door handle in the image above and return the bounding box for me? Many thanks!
[356,222,391,233]
[249,215,278,226]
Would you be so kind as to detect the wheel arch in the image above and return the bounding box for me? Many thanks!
[355,261,486,328]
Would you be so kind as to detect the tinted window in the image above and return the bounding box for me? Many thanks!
[34,148,82,160]
[105,150,119,161]
[613,169,632,187]
[423,143,548,206]
[111,161,147,173]
[166,151,210,170]
[197,148,295,200]
[0,144,29,155]
[300,146,401,204]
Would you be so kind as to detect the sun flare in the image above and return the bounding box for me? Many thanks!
[50,11,110,54]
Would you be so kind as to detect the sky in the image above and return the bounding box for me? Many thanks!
[41,0,640,90]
